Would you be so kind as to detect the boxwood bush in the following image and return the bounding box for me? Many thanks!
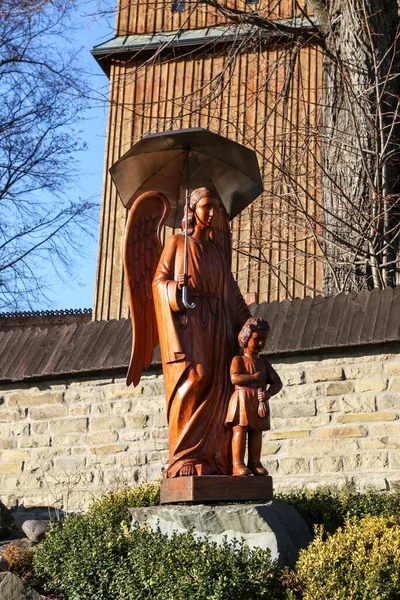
[285,515,400,600]
[278,483,400,535]
[33,481,285,600]
[31,481,400,600]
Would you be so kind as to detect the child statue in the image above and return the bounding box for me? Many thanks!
[225,317,283,476]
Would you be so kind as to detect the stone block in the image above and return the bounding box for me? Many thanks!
[130,502,312,566]
[31,422,48,434]
[112,400,133,415]
[90,444,127,454]
[152,428,169,440]
[345,364,383,379]
[337,412,398,423]
[326,381,354,396]
[358,451,388,471]
[86,455,116,467]
[287,438,358,456]
[0,440,16,449]
[86,431,118,445]
[2,449,30,461]
[341,394,376,413]
[90,402,112,415]
[368,423,400,437]
[389,378,400,392]
[30,405,67,420]
[7,392,63,407]
[313,456,344,473]
[126,415,149,429]
[376,394,400,410]
[263,459,279,474]
[316,398,340,413]
[119,453,148,467]
[279,457,309,475]
[261,441,280,455]
[69,405,88,416]
[18,435,51,448]
[272,415,330,429]
[0,461,23,474]
[90,416,125,431]
[354,379,388,393]
[53,457,85,471]
[317,425,367,438]
[389,452,400,469]
[279,371,305,386]
[307,367,344,383]
[268,430,310,440]
[0,423,10,438]
[51,418,87,434]
[11,423,30,437]
[119,430,150,442]
[386,362,400,375]
[52,433,83,446]
[271,400,316,419]
[358,437,400,450]
[0,408,26,422]
[151,412,168,428]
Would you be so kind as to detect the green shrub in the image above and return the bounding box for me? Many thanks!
[278,482,400,535]
[88,481,160,527]
[33,481,286,600]
[285,515,400,600]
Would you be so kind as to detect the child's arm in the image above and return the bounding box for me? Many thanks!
[263,360,283,399]
[230,356,263,386]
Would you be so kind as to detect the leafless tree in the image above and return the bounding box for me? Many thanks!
[102,0,400,297]
[0,0,98,310]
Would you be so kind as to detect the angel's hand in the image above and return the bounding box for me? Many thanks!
[177,273,191,290]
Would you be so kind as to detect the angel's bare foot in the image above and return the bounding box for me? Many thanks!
[248,461,268,476]
[178,464,197,476]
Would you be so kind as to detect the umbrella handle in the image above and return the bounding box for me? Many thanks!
[183,149,195,310]
[182,285,195,310]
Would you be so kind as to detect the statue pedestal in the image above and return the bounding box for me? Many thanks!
[130,500,312,566]
[160,475,273,504]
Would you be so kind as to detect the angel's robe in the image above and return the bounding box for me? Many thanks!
[153,232,250,477]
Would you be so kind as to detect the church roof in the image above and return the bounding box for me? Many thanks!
[0,287,399,383]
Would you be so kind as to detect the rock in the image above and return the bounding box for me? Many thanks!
[0,501,14,528]
[130,500,312,566]
[21,521,49,543]
[0,572,41,600]
[0,555,9,571]
[0,540,34,552]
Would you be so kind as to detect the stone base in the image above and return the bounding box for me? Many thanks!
[130,501,312,565]
[160,475,273,504]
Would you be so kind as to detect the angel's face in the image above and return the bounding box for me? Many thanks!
[193,194,220,230]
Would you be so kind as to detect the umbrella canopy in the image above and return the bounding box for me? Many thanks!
[110,128,263,228]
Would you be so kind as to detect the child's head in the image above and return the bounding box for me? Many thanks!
[238,317,270,349]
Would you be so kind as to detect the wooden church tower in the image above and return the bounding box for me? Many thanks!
[92,0,323,321]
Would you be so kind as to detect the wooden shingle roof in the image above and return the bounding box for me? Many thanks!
[0,287,399,383]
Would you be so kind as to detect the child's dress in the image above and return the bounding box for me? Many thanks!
[225,355,280,430]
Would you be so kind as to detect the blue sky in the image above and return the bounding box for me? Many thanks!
[44,5,114,311]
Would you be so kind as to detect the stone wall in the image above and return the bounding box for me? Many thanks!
[1,342,399,510]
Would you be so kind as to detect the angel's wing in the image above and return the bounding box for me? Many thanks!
[210,202,232,267]
[123,191,170,386]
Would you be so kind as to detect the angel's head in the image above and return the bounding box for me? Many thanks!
[182,187,222,235]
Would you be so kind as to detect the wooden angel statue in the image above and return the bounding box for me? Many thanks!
[124,187,251,477]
